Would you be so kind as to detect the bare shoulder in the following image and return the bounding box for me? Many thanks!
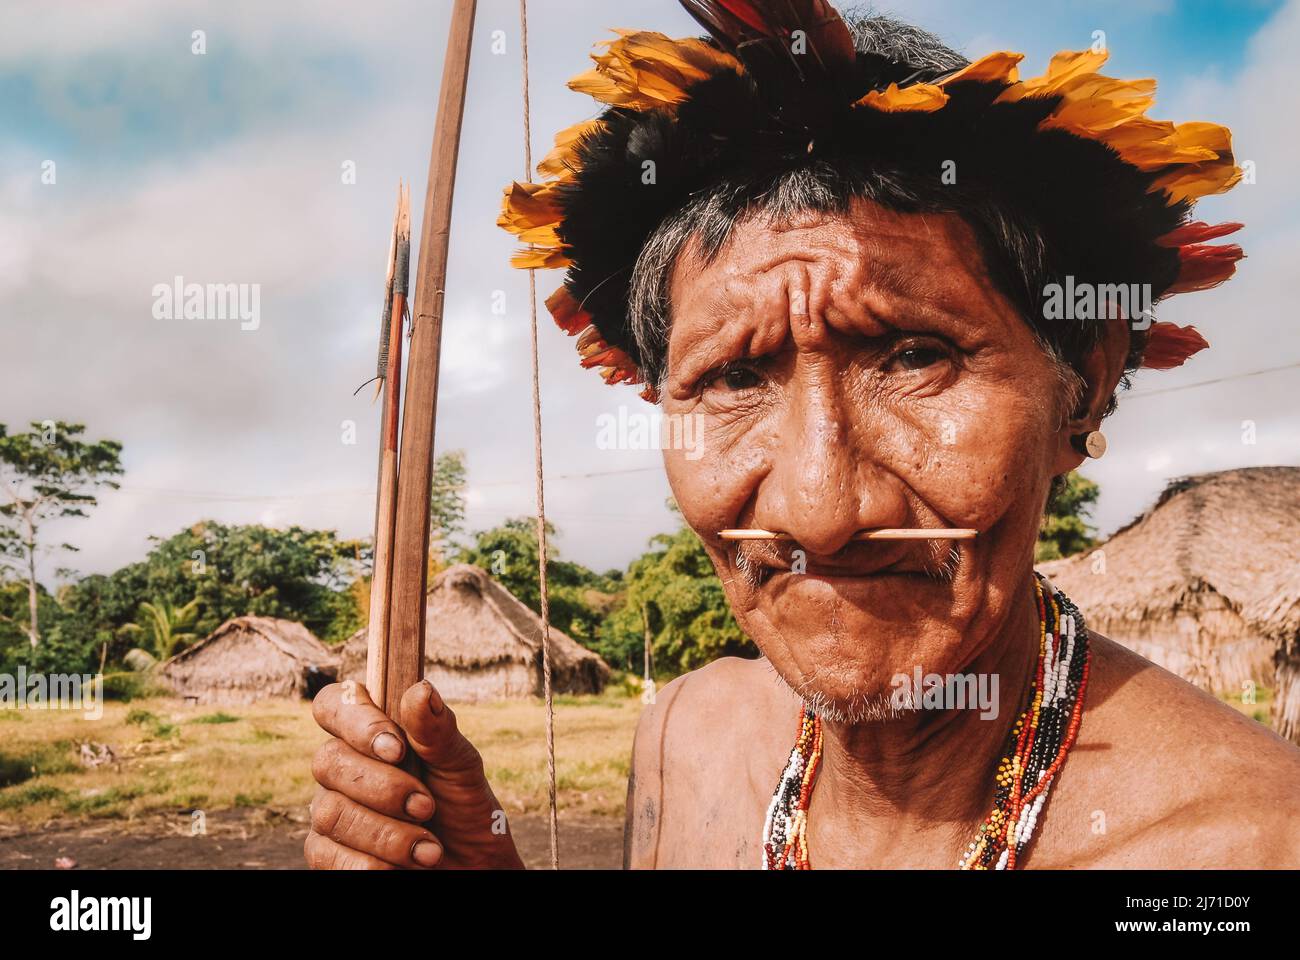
[623,656,798,868]
[1042,632,1300,867]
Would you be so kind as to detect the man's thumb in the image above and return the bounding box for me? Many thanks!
[397,679,484,778]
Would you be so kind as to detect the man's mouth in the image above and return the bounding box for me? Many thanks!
[732,539,961,588]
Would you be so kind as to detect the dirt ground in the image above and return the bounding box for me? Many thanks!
[0,808,624,870]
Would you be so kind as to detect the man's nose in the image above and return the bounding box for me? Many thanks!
[750,390,908,556]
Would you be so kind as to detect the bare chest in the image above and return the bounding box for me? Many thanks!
[646,728,785,868]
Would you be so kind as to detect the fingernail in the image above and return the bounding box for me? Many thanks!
[372,732,403,762]
[426,682,444,716]
[405,793,434,820]
[412,840,442,866]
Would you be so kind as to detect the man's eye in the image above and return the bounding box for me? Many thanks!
[707,364,763,391]
[891,345,946,371]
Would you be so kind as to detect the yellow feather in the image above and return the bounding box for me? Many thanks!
[510,223,563,246]
[567,31,740,112]
[568,68,654,108]
[939,51,1023,86]
[996,49,1109,102]
[498,181,563,234]
[1042,76,1156,134]
[1104,118,1221,170]
[511,247,571,270]
[537,119,604,178]
[1150,160,1241,204]
[615,32,737,81]
[854,82,949,112]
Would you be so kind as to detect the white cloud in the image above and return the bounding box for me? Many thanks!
[3,0,1297,586]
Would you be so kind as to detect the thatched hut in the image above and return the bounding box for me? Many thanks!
[341,564,609,702]
[158,616,339,705]
[1038,466,1300,743]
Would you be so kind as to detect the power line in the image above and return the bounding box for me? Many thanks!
[472,465,661,487]
[106,357,1300,506]
[1126,360,1300,399]
[114,466,665,503]
[116,486,370,502]
[116,358,1300,505]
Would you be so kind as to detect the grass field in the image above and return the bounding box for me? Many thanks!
[0,688,644,827]
[0,683,1276,829]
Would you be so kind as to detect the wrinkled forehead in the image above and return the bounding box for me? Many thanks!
[664,199,1018,367]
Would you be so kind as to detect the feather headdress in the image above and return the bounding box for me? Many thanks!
[500,0,1244,400]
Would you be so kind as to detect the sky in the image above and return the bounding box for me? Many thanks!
[2,0,1297,585]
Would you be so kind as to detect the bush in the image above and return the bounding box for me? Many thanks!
[102,672,164,702]
[126,707,177,739]
[62,784,145,815]
[0,752,34,788]
[0,784,67,810]
[0,742,79,788]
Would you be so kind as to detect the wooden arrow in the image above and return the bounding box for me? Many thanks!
[374,0,477,722]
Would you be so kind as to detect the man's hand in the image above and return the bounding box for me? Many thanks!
[305,678,526,870]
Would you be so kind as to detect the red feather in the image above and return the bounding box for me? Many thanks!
[703,0,853,63]
[677,0,859,138]
[1166,242,1245,295]
[545,286,593,336]
[1141,322,1209,370]
[1155,221,1243,248]
[680,0,773,48]
[716,0,771,34]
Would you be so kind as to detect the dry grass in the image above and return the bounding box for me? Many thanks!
[0,688,643,826]
[4,683,1269,829]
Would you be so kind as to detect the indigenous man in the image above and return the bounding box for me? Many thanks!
[305,2,1300,869]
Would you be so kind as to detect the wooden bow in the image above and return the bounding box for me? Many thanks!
[365,0,561,868]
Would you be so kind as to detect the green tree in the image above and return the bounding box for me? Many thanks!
[456,517,615,644]
[118,598,202,661]
[1037,471,1100,562]
[55,570,148,668]
[0,578,73,672]
[599,517,754,676]
[0,422,124,648]
[429,450,468,556]
[75,521,368,649]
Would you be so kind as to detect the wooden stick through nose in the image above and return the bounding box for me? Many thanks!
[718,528,977,541]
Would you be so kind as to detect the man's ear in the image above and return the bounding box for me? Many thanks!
[1051,316,1130,475]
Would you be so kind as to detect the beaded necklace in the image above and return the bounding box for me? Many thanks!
[762,576,1091,870]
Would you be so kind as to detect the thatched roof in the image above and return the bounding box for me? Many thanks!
[1039,466,1300,640]
[158,615,339,703]
[168,615,338,668]
[340,564,609,696]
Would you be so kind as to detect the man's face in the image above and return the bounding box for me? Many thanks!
[659,199,1066,720]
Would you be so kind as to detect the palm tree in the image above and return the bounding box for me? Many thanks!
[119,598,202,662]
